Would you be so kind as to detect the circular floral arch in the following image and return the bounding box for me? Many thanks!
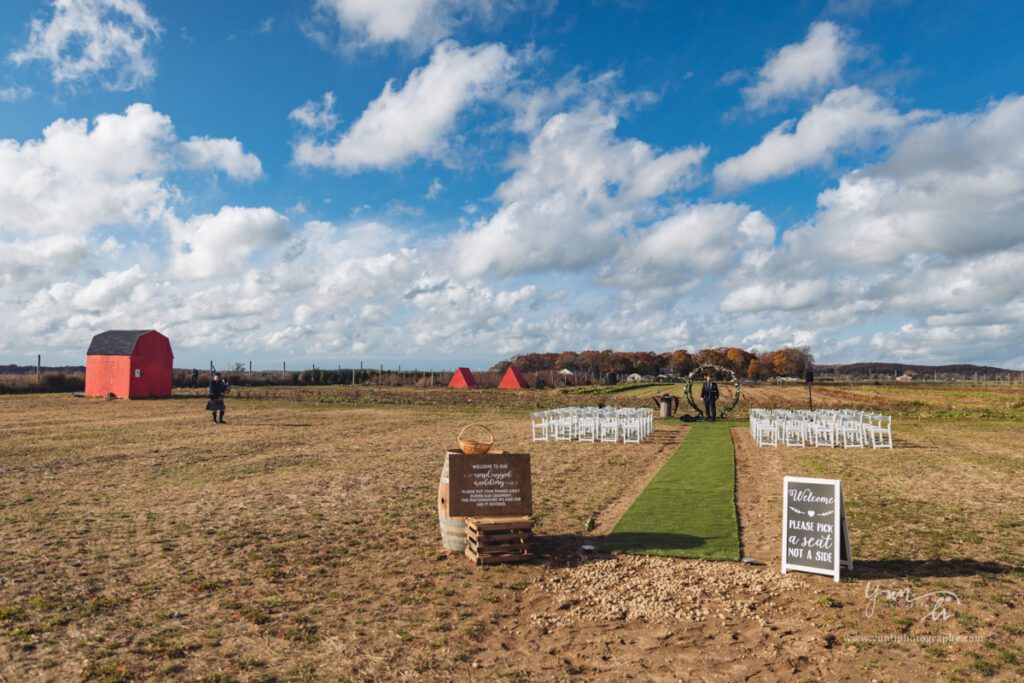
[684,364,742,418]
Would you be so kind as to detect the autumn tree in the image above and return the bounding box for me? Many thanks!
[724,347,755,375]
[695,347,729,369]
[665,349,695,375]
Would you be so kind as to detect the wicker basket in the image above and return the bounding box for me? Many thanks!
[458,424,494,455]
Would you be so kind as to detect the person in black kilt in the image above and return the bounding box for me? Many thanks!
[207,372,229,424]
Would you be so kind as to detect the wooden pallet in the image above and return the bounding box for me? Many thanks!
[464,516,533,565]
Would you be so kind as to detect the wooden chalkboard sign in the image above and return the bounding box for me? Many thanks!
[781,476,851,582]
[447,452,532,517]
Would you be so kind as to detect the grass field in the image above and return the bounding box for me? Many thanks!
[1,383,1022,681]
[602,421,740,560]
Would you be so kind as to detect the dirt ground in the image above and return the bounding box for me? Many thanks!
[0,385,1022,681]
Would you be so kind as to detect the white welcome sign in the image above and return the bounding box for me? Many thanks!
[781,476,852,582]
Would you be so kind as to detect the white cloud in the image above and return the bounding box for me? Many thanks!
[425,178,444,199]
[868,320,1022,366]
[0,103,173,237]
[10,0,161,91]
[700,97,1024,366]
[450,101,706,278]
[786,94,1024,264]
[0,86,33,102]
[505,69,619,134]
[715,86,916,191]
[316,0,450,49]
[293,41,515,172]
[878,250,1024,317]
[169,206,290,280]
[5,58,1024,370]
[312,0,514,52]
[289,92,339,132]
[71,265,148,310]
[603,205,775,288]
[741,21,852,110]
[0,103,265,240]
[178,136,263,181]
[720,279,828,312]
[0,234,89,288]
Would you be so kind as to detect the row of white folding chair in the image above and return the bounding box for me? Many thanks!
[531,408,652,443]
[749,409,892,449]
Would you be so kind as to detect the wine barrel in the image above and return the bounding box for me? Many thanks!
[438,450,466,552]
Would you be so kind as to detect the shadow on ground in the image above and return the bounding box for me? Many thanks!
[852,558,1022,579]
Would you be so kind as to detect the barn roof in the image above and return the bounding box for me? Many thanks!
[87,330,154,356]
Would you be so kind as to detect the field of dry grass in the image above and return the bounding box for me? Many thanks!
[0,384,1022,681]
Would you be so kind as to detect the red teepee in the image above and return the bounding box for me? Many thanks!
[448,367,476,388]
[499,366,527,389]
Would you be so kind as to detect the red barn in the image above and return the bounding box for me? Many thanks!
[499,366,527,389]
[85,330,174,399]
[448,367,476,388]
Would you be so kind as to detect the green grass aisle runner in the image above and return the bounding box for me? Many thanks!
[602,421,740,560]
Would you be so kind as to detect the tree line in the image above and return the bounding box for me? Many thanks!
[492,347,815,380]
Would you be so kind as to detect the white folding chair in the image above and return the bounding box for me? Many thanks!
[531,412,549,442]
[841,420,864,448]
[554,411,574,441]
[621,416,642,444]
[755,420,778,447]
[599,414,618,442]
[869,414,893,448]
[577,412,597,442]
[783,420,805,447]
[813,417,835,448]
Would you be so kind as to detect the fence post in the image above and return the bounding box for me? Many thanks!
[37,354,41,383]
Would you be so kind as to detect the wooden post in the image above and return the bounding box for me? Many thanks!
[283,361,286,373]
[210,360,214,372]
[37,354,41,383]
[249,360,252,375]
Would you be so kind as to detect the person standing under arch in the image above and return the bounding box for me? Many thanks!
[700,373,719,422]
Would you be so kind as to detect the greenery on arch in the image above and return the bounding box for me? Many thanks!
[684,364,741,418]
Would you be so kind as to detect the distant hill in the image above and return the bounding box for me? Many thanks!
[815,362,1018,378]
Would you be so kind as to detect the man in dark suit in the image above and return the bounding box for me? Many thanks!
[700,374,720,421]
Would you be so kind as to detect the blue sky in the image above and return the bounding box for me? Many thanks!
[1,0,1023,370]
